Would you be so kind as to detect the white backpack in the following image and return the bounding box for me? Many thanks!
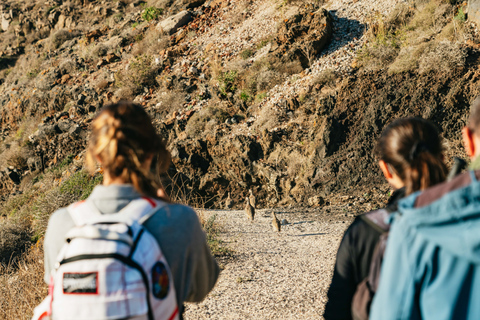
[33,197,179,320]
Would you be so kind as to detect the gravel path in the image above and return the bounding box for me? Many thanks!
[184,207,353,319]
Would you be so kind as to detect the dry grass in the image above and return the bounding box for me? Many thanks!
[358,0,464,74]
[0,245,46,320]
[388,43,428,74]
[49,29,81,50]
[313,69,337,88]
[0,218,32,267]
[418,40,466,74]
[185,107,229,137]
[114,55,159,96]
[131,26,169,56]
[254,105,284,132]
[155,90,186,117]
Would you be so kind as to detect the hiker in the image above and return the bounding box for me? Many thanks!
[370,100,480,319]
[323,117,447,320]
[38,101,219,320]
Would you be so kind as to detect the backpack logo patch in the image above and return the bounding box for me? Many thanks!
[63,272,98,294]
[151,261,169,299]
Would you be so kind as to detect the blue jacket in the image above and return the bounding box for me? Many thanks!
[371,171,480,320]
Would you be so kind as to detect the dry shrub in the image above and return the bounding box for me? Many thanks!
[384,2,415,31]
[408,0,452,35]
[0,142,31,170]
[255,69,283,92]
[235,58,284,100]
[254,105,284,132]
[0,219,32,267]
[3,51,46,85]
[418,41,466,74]
[388,43,428,74]
[113,86,136,101]
[114,55,159,95]
[358,44,398,71]
[185,107,229,137]
[132,27,170,56]
[358,0,460,73]
[274,60,303,75]
[437,18,465,42]
[50,29,80,49]
[285,149,307,177]
[82,42,110,61]
[92,43,109,57]
[58,58,77,75]
[7,153,28,169]
[156,91,186,116]
[313,69,337,88]
[0,245,46,320]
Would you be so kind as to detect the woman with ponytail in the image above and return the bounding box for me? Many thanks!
[42,102,219,319]
[324,117,447,320]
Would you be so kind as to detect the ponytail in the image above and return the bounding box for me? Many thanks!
[86,101,171,201]
[404,151,446,195]
[376,117,447,195]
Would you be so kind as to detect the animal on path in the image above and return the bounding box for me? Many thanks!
[225,192,233,209]
[249,188,256,208]
[245,197,255,221]
[272,211,281,232]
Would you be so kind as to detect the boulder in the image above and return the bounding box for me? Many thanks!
[27,157,43,172]
[56,14,66,29]
[1,12,11,31]
[269,5,333,68]
[156,11,192,35]
[308,195,324,207]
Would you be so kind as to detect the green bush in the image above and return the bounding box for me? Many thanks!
[142,7,163,22]
[239,90,252,102]
[240,49,253,59]
[218,70,237,97]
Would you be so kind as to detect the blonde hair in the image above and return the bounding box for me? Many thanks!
[86,101,171,200]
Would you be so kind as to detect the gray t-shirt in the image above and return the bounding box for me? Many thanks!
[44,184,220,316]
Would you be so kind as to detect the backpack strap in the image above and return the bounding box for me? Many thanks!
[359,209,391,234]
[67,197,166,227]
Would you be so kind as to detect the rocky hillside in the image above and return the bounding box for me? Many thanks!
[0,0,478,213]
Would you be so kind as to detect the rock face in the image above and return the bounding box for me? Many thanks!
[157,10,193,35]
[270,5,333,68]
[0,0,478,210]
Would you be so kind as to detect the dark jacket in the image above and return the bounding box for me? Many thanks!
[323,189,405,320]
[371,170,480,320]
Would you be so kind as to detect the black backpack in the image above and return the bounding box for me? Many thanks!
[351,209,391,320]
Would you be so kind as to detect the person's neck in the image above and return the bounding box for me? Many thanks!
[102,171,126,186]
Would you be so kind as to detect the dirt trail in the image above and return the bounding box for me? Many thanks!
[184,207,353,319]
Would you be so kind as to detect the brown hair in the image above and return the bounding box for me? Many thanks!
[376,117,447,195]
[86,101,171,200]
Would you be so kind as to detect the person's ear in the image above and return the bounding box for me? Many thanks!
[379,160,393,180]
[462,127,475,159]
[95,154,103,164]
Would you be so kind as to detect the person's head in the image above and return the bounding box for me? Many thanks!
[462,97,480,160]
[86,101,171,199]
[376,117,446,195]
